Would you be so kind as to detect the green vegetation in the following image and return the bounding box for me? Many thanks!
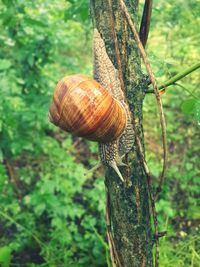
[0,0,199,266]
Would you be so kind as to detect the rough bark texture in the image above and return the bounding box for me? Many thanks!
[91,1,153,266]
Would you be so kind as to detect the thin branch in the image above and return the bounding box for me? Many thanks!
[121,11,128,72]
[93,227,112,267]
[135,135,160,267]
[105,190,116,267]
[139,0,153,48]
[106,189,123,267]
[146,175,159,267]
[135,136,151,175]
[106,230,117,267]
[174,83,200,100]
[0,210,44,248]
[155,231,167,238]
[119,0,167,202]
[159,62,200,90]
[4,158,22,200]
[147,62,200,93]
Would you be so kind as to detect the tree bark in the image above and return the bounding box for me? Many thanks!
[91,1,153,266]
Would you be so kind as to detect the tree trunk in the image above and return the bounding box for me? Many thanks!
[91,1,153,266]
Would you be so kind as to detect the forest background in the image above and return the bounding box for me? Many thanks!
[0,0,199,266]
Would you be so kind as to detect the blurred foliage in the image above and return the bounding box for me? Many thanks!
[0,0,199,266]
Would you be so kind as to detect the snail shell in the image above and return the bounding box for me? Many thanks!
[49,74,127,143]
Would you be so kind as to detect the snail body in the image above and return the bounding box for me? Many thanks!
[49,29,134,182]
[49,75,127,143]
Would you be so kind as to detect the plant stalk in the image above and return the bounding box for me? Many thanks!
[147,62,200,93]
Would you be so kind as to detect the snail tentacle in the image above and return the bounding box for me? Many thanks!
[108,161,124,182]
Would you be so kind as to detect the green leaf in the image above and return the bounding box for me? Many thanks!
[0,60,11,70]
[34,203,46,216]
[28,54,34,66]
[0,246,11,267]
[67,0,75,3]
[181,98,196,115]
[24,17,48,28]
[194,100,200,124]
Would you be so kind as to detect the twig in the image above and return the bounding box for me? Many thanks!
[4,158,22,200]
[139,0,152,48]
[135,136,150,175]
[119,0,167,201]
[106,230,117,267]
[155,231,167,238]
[135,135,160,267]
[72,138,83,148]
[106,189,123,267]
[157,62,200,90]
[147,62,200,93]
[105,189,116,267]
[0,210,44,248]
[84,162,102,178]
[121,11,128,72]
[146,175,159,267]
[67,137,83,153]
[93,226,112,267]
[174,83,200,100]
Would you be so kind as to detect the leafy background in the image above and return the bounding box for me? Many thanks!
[0,0,199,266]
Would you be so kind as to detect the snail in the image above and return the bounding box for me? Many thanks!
[49,74,128,181]
[49,29,134,181]
[49,75,127,143]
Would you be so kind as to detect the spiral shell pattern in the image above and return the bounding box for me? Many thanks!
[49,74,127,143]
